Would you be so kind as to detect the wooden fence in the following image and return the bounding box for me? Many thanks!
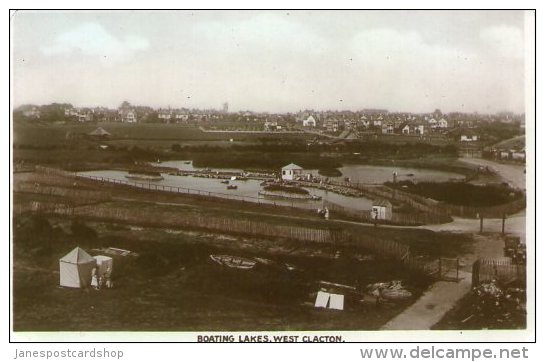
[327,179,525,219]
[472,258,526,287]
[15,200,463,281]
[441,198,527,219]
[14,183,111,204]
[323,199,449,226]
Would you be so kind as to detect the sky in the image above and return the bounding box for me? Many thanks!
[11,10,529,114]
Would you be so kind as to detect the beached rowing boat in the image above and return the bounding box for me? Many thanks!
[210,254,256,270]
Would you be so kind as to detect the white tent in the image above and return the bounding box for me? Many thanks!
[93,255,113,277]
[314,291,345,311]
[59,247,96,288]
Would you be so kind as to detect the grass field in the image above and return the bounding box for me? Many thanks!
[13,121,313,147]
[13,215,427,331]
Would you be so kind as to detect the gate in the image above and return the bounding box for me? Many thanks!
[437,258,460,281]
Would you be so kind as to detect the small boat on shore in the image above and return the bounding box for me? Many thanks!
[210,255,256,270]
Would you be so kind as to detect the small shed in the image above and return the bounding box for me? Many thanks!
[59,247,97,288]
[93,255,114,277]
[371,199,393,220]
[281,163,304,181]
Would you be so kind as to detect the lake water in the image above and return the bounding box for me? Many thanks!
[78,170,373,211]
[152,160,244,174]
[335,164,464,184]
[155,160,464,184]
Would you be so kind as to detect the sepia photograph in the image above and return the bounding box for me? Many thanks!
[9,9,534,342]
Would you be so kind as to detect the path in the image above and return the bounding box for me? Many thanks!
[381,271,472,330]
[461,157,526,190]
[381,157,527,330]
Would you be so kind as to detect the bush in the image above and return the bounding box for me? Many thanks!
[71,221,97,240]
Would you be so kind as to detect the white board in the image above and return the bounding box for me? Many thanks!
[328,293,344,310]
[314,291,330,308]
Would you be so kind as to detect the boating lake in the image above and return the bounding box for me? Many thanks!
[77,170,373,211]
[78,162,463,211]
[154,160,465,184]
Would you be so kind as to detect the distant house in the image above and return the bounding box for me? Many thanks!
[428,118,437,128]
[461,134,479,142]
[264,120,278,131]
[175,113,189,121]
[323,118,340,132]
[372,119,382,127]
[77,112,93,122]
[371,200,393,220]
[382,123,394,134]
[437,118,448,128]
[360,117,370,128]
[303,115,317,127]
[400,123,410,135]
[158,112,172,121]
[121,110,137,123]
[414,124,425,135]
[281,163,304,181]
[23,107,41,119]
[511,150,526,161]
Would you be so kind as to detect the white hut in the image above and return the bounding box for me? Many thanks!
[371,200,393,220]
[281,163,304,181]
[59,247,96,288]
[93,255,114,277]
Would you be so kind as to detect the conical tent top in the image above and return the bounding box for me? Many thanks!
[60,247,95,264]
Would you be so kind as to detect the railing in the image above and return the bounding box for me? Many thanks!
[15,199,457,281]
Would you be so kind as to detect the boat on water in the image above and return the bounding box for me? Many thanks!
[311,195,322,201]
[125,171,164,181]
[184,161,191,164]
[220,180,230,184]
[210,255,256,270]
[227,185,238,190]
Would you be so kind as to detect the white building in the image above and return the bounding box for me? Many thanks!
[121,111,137,123]
[461,135,479,142]
[437,118,448,128]
[158,113,172,121]
[414,124,425,135]
[371,200,393,220]
[281,163,304,181]
[303,115,317,127]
